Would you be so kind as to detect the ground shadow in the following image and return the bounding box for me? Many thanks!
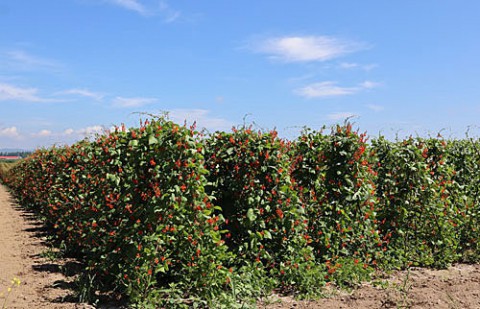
[17,204,128,308]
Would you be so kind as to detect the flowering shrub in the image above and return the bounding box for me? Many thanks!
[291,124,382,284]
[6,119,232,307]
[446,138,480,262]
[204,127,324,293]
[372,136,459,267]
[6,119,480,306]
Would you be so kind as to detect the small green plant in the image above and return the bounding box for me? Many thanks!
[0,277,21,309]
[40,246,62,262]
[397,267,412,309]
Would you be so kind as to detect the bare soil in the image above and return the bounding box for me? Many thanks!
[1,183,480,308]
[0,184,88,308]
[261,263,480,308]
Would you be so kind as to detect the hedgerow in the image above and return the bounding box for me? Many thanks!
[4,119,480,307]
[446,138,480,262]
[372,136,460,267]
[204,127,325,295]
[291,124,383,285]
[6,119,234,308]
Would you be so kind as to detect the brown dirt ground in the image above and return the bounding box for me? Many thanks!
[1,183,480,308]
[261,263,480,308]
[0,184,92,309]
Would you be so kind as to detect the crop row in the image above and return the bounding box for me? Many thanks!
[1,118,479,308]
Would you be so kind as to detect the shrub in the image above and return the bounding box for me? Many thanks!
[6,119,233,307]
[291,123,382,284]
[372,136,459,267]
[205,126,324,294]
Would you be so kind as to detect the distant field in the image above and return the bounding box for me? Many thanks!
[0,161,16,177]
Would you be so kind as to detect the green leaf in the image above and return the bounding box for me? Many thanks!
[247,208,256,222]
[128,139,139,147]
[148,134,158,145]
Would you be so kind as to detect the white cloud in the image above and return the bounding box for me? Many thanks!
[254,35,366,63]
[0,127,20,138]
[158,1,180,22]
[77,125,106,136]
[339,62,359,69]
[56,88,104,101]
[0,83,60,102]
[360,81,380,89]
[168,109,233,132]
[2,50,62,72]
[328,112,358,121]
[63,128,75,135]
[108,0,149,15]
[112,96,157,108]
[106,0,180,21]
[296,81,357,98]
[32,129,52,137]
[366,104,385,112]
[295,80,380,99]
[339,62,378,71]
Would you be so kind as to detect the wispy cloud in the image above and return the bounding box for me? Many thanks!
[366,104,385,112]
[0,126,20,138]
[32,129,52,137]
[112,96,157,108]
[252,35,367,63]
[30,126,106,139]
[295,80,380,99]
[108,0,149,15]
[327,112,358,121]
[0,83,61,103]
[56,88,105,101]
[63,128,75,135]
[2,50,62,72]
[158,0,180,22]
[359,81,380,89]
[168,109,233,132]
[339,62,378,71]
[77,125,106,136]
[296,81,358,98]
[106,0,180,21]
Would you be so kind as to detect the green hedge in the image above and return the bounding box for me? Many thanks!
[204,127,324,294]
[4,120,480,307]
[292,124,383,284]
[5,119,232,307]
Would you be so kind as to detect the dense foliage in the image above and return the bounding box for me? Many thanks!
[204,128,324,294]
[291,124,383,284]
[3,120,233,308]
[2,119,480,308]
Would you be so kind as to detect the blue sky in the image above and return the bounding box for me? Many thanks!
[1,1,480,149]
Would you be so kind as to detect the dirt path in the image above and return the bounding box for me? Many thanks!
[0,184,86,309]
[263,263,480,309]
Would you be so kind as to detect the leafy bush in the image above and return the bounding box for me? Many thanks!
[6,119,480,307]
[291,123,382,284]
[205,127,325,294]
[6,119,233,307]
[372,136,459,267]
[446,138,480,262]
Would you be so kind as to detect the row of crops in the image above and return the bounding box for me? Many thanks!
[1,118,480,308]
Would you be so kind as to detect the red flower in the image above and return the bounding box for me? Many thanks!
[276,208,284,219]
[422,148,429,158]
[150,159,156,166]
